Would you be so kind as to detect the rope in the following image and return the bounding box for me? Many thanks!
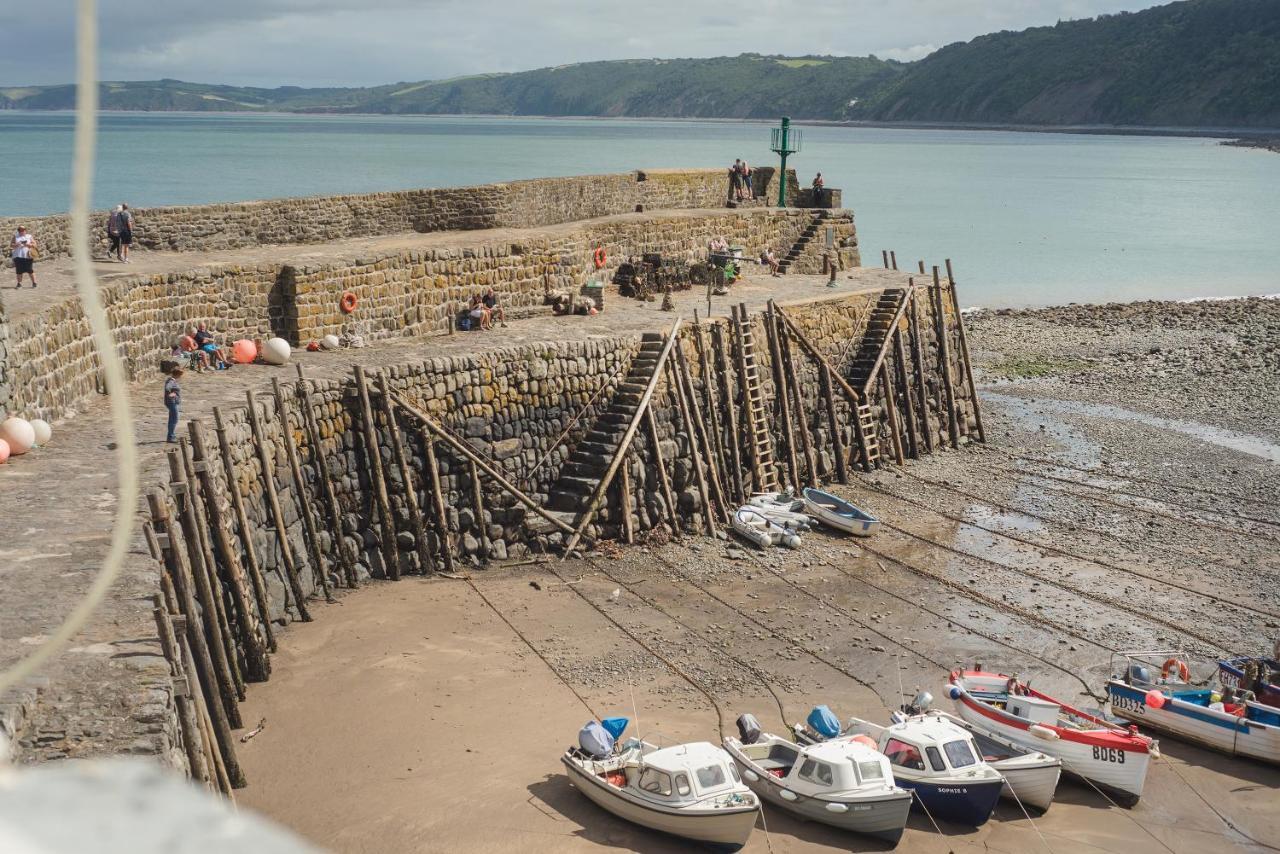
[0,0,140,700]
[1004,779,1055,853]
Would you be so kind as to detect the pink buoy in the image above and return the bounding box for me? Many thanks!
[232,339,258,364]
[0,438,9,464]
[0,417,35,455]
[1145,690,1166,709]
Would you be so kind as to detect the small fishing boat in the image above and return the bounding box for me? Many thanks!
[746,492,813,531]
[1107,652,1280,765]
[732,506,801,549]
[562,720,759,852]
[949,668,1156,805]
[801,487,879,537]
[722,714,912,845]
[1218,650,1280,710]
[822,713,1006,827]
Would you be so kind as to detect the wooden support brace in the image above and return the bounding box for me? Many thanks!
[892,329,920,459]
[152,595,209,785]
[906,288,934,454]
[932,266,962,448]
[273,378,334,600]
[293,369,360,588]
[377,371,437,575]
[773,304,818,487]
[419,427,456,573]
[820,364,849,483]
[946,259,986,443]
[764,303,801,489]
[645,408,680,536]
[353,366,401,579]
[711,323,745,503]
[668,357,718,537]
[675,342,729,520]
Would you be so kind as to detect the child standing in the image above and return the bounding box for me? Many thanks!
[164,368,183,443]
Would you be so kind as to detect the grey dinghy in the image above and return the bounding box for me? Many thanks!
[723,719,912,845]
[802,487,880,536]
[562,739,759,851]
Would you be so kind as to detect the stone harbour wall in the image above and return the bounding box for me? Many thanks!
[0,168,795,265]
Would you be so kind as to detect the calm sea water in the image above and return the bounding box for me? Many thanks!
[1,112,1277,307]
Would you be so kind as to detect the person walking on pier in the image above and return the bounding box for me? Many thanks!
[116,203,134,263]
[11,225,38,288]
[105,205,123,260]
[164,367,183,443]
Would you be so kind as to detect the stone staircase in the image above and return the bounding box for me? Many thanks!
[778,210,830,275]
[548,333,666,513]
[846,288,910,394]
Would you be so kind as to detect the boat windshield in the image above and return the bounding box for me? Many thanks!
[798,759,834,786]
[856,759,885,783]
[638,768,673,797]
[943,739,978,768]
[883,738,925,771]
[696,764,728,791]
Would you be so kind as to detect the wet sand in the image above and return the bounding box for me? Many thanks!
[237,297,1280,853]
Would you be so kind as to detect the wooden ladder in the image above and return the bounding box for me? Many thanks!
[855,403,881,468]
[733,304,779,492]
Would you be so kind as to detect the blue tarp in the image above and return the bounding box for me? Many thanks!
[807,705,841,739]
[601,717,629,741]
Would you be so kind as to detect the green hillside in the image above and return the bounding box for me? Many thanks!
[2,0,1277,128]
[849,0,1280,127]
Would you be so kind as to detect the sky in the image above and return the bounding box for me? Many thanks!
[0,0,1169,89]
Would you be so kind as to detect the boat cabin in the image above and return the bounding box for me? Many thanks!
[736,736,896,794]
[855,717,985,778]
[628,742,744,804]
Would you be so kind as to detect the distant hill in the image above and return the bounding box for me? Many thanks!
[849,0,1280,128]
[2,0,1277,129]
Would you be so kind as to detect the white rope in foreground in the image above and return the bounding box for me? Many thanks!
[0,0,138,697]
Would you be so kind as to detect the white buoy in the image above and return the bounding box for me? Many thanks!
[262,337,292,366]
[321,334,340,351]
[0,417,35,455]
[30,419,52,447]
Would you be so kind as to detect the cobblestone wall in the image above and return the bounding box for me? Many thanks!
[0,169,795,265]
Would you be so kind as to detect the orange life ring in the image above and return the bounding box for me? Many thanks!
[593,246,607,269]
[1162,657,1190,683]
[339,291,358,313]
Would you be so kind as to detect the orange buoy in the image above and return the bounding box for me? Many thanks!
[340,291,358,313]
[593,246,607,269]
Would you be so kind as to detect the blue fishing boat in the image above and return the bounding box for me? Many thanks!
[1217,653,1280,710]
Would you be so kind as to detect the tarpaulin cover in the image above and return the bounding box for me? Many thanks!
[807,705,841,739]
[736,713,762,745]
[579,720,615,758]
[601,717,629,741]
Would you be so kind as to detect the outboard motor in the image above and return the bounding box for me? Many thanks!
[578,720,615,759]
[807,705,842,740]
[736,713,763,745]
[903,690,933,716]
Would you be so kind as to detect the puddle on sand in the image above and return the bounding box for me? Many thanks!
[985,391,1280,463]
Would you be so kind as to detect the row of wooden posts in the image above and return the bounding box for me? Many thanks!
[138,271,982,793]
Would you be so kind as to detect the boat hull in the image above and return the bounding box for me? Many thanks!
[1107,681,1280,765]
[562,756,758,851]
[734,768,911,844]
[993,758,1061,812]
[1218,658,1280,709]
[950,680,1151,804]
[896,776,1003,827]
[802,488,879,537]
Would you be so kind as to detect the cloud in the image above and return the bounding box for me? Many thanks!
[0,0,1169,88]
[875,44,939,63]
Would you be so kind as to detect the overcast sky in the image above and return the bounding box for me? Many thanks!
[1,0,1167,88]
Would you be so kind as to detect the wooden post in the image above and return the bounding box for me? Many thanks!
[353,366,401,579]
[645,409,680,535]
[890,251,898,271]
[711,323,745,503]
[468,459,489,562]
[878,363,906,466]
[893,329,920,459]
[147,491,246,786]
[619,452,634,545]
[171,447,244,700]
[419,428,456,573]
[881,250,889,268]
[932,266,961,448]
[273,378,334,600]
[918,260,926,274]
[188,422,270,682]
[675,343,728,520]
[730,305,765,493]
[245,389,312,621]
[906,288,934,454]
[763,303,800,489]
[211,408,277,651]
[377,372,437,575]
[668,358,718,536]
[692,321,734,504]
[774,307,818,487]
[820,365,849,483]
[293,368,359,588]
[152,595,209,784]
[946,259,986,443]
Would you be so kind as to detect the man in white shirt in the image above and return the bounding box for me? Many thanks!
[11,225,37,289]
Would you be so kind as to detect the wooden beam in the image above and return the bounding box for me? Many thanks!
[418,427,456,573]
[353,366,401,579]
[763,303,800,488]
[711,323,745,502]
[906,288,934,454]
[668,357,718,537]
[892,329,919,459]
[773,305,864,410]
[377,372,437,575]
[692,320,734,504]
[273,378,334,600]
[879,364,906,466]
[820,364,849,483]
[619,452,634,545]
[468,459,490,562]
[645,408,680,535]
[946,259,986,443]
[675,342,729,519]
[152,594,209,785]
[559,319,683,555]
[932,266,961,448]
[772,304,818,486]
[293,368,359,588]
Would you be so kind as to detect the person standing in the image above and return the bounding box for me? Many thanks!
[164,367,183,443]
[742,160,753,198]
[729,159,743,201]
[11,226,38,288]
[105,205,122,260]
[811,173,825,207]
[117,203,134,263]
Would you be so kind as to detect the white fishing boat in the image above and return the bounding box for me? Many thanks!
[732,506,801,549]
[746,492,813,530]
[562,721,759,851]
[1107,652,1280,765]
[722,715,912,845]
[801,487,879,536]
[949,668,1156,805]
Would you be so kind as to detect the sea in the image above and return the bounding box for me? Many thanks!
[1,111,1277,308]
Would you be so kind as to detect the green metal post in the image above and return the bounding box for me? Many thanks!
[777,117,790,208]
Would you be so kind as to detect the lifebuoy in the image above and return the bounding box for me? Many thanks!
[1162,657,1190,683]
[593,246,607,269]
[339,291,358,313]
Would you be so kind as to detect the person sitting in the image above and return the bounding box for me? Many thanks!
[761,248,781,277]
[469,294,492,330]
[708,235,729,258]
[177,333,210,371]
[482,288,506,327]
[193,322,231,369]
[811,172,825,207]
